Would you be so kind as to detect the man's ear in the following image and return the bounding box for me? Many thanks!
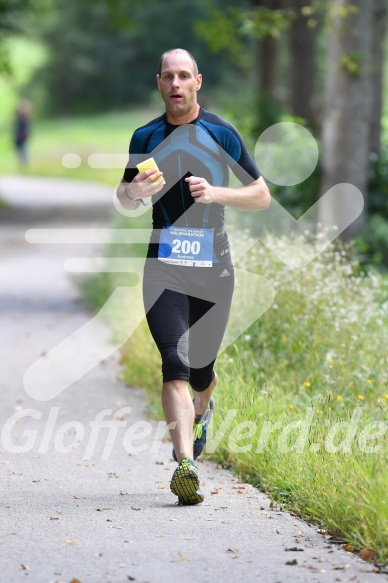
[196,74,202,91]
[156,74,161,90]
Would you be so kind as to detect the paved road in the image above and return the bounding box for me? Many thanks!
[0,176,385,583]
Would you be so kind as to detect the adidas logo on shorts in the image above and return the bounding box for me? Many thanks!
[219,269,231,277]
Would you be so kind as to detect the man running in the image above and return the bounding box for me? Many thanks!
[117,48,270,505]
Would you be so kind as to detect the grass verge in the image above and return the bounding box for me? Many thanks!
[83,228,388,567]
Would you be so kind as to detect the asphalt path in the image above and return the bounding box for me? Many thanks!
[0,175,386,583]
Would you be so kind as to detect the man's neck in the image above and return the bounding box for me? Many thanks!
[166,104,200,125]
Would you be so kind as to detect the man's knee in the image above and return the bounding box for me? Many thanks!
[161,347,189,383]
[189,369,214,392]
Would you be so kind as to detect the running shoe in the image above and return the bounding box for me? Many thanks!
[193,396,215,460]
[172,396,215,462]
[170,457,204,505]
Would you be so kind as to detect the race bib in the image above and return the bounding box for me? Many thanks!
[158,226,214,267]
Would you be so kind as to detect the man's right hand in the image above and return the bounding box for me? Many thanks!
[127,168,165,200]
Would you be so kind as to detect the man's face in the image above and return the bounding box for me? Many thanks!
[156,51,202,121]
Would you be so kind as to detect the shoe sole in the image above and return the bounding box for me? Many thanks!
[170,465,204,505]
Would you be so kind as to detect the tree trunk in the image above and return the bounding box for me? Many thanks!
[369,0,387,156]
[288,0,322,129]
[318,0,373,241]
[259,33,279,96]
[250,0,282,98]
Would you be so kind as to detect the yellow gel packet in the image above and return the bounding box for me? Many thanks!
[136,157,166,185]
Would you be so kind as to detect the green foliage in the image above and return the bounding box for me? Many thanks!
[340,51,364,77]
[30,0,232,115]
[0,0,50,73]
[354,215,388,271]
[194,7,252,69]
[86,228,388,562]
[241,6,290,40]
[352,147,388,270]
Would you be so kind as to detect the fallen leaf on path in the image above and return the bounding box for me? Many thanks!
[73,496,81,499]
[158,485,166,489]
[331,565,346,570]
[285,547,304,551]
[211,488,222,495]
[127,577,136,581]
[285,559,298,566]
[109,525,124,529]
[177,551,190,562]
[66,540,78,545]
[131,506,140,511]
[106,519,113,522]
[70,579,81,583]
[21,564,31,570]
[50,516,59,520]
[359,549,377,562]
[227,548,238,553]
[155,461,165,465]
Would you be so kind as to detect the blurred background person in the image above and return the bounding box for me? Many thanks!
[13,99,32,167]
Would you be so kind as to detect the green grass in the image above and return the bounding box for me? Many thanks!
[0,107,163,184]
[85,230,388,567]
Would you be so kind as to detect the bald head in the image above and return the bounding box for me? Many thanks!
[158,48,199,77]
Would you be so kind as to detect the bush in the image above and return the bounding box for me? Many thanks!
[354,215,388,270]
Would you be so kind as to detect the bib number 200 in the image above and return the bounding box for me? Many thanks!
[172,239,200,255]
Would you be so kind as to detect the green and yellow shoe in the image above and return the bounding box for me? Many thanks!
[170,457,204,505]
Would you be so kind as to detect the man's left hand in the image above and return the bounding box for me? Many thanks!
[185,176,214,204]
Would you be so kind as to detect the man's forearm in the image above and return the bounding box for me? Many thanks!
[211,178,271,211]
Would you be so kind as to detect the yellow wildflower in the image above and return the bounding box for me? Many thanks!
[337,395,344,402]
[303,381,311,387]
[367,379,373,384]
[289,404,294,410]
[384,394,388,400]
[358,395,365,400]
